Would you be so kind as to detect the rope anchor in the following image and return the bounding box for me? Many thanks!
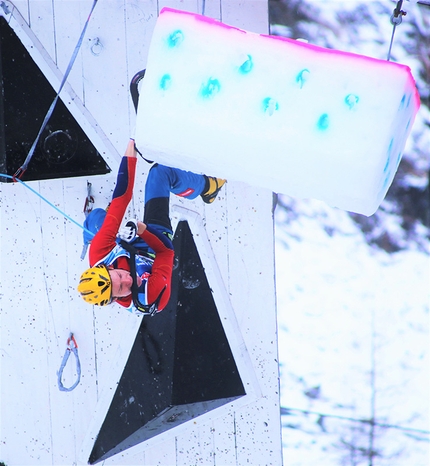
[57,333,81,392]
[387,0,407,61]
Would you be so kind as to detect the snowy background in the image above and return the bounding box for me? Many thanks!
[269,1,429,465]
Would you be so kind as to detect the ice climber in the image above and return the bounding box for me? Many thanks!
[77,138,226,314]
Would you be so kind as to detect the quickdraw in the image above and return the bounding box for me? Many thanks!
[57,333,81,392]
[83,181,94,216]
[81,181,95,259]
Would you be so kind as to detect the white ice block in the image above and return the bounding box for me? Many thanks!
[135,8,420,216]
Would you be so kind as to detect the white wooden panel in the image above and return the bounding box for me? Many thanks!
[106,437,177,465]
[226,184,282,466]
[158,0,200,14]
[0,181,53,465]
[46,178,100,461]
[211,412,238,464]
[176,424,215,465]
[124,0,158,127]
[1,1,280,465]
[52,0,93,102]
[38,179,78,464]
[140,439,177,466]
[28,0,56,60]
[198,0,221,20]
[158,0,222,19]
[80,0,130,154]
[221,0,269,33]
[9,0,29,24]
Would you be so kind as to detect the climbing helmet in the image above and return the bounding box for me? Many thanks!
[77,264,112,306]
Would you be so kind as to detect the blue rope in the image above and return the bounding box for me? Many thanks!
[1,173,94,239]
[14,0,99,179]
[57,334,81,392]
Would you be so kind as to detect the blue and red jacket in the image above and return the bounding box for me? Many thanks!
[89,156,174,312]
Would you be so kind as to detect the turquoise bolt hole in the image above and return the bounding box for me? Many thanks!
[160,74,172,90]
[262,97,279,116]
[200,78,221,98]
[317,113,329,130]
[345,94,359,109]
[239,55,253,74]
[296,69,310,89]
[168,30,184,47]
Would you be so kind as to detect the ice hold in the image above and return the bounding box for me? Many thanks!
[168,29,184,47]
[200,78,221,98]
[263,98,279,116]
[136,8,420,216]
[296,69,310,89]
[239,54,253,74]
[345,94,359,110]
[160,74,172,90]
[317,113,329,131]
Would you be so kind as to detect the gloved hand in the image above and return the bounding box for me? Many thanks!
[118,219,138,242]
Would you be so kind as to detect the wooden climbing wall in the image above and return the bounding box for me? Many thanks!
[0,1,281,464]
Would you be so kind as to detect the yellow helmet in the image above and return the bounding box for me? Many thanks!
[77,264,112,306]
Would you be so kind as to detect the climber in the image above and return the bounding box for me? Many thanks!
[77,138,225,314]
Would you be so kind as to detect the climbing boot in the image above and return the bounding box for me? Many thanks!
[200,176,226,204]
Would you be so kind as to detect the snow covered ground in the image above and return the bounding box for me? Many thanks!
[275,196,429,465]
[270,1,429,464]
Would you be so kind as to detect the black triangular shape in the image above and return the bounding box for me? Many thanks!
[0,17,111,182]
[89,221,245,464]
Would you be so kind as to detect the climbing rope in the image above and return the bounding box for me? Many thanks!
[13,0,99,180]
[57,333,81,392]
[1,173,95,239]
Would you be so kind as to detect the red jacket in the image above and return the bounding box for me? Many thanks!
[89,156,174,311]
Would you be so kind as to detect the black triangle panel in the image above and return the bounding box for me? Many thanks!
[0,17,111,182]
[89,221,245,464]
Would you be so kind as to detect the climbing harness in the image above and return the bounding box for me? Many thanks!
[120,239,166,316]
[57,333,81,392]
[13,0,99,180]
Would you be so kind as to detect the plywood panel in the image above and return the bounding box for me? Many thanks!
[38,179,78,464]
[226,184,282,466]
[158,0,200,14]
[221,0,268,33]
[46,178,101,461]
[52,0,93,102]
[80,0,130,153]
[9,0,29,24]
[198,0,221,20]
[176,424,216,465]
[0,181,53,466]
[28,0,56,60]
[124,0,158,126]
[1,1,280,465]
